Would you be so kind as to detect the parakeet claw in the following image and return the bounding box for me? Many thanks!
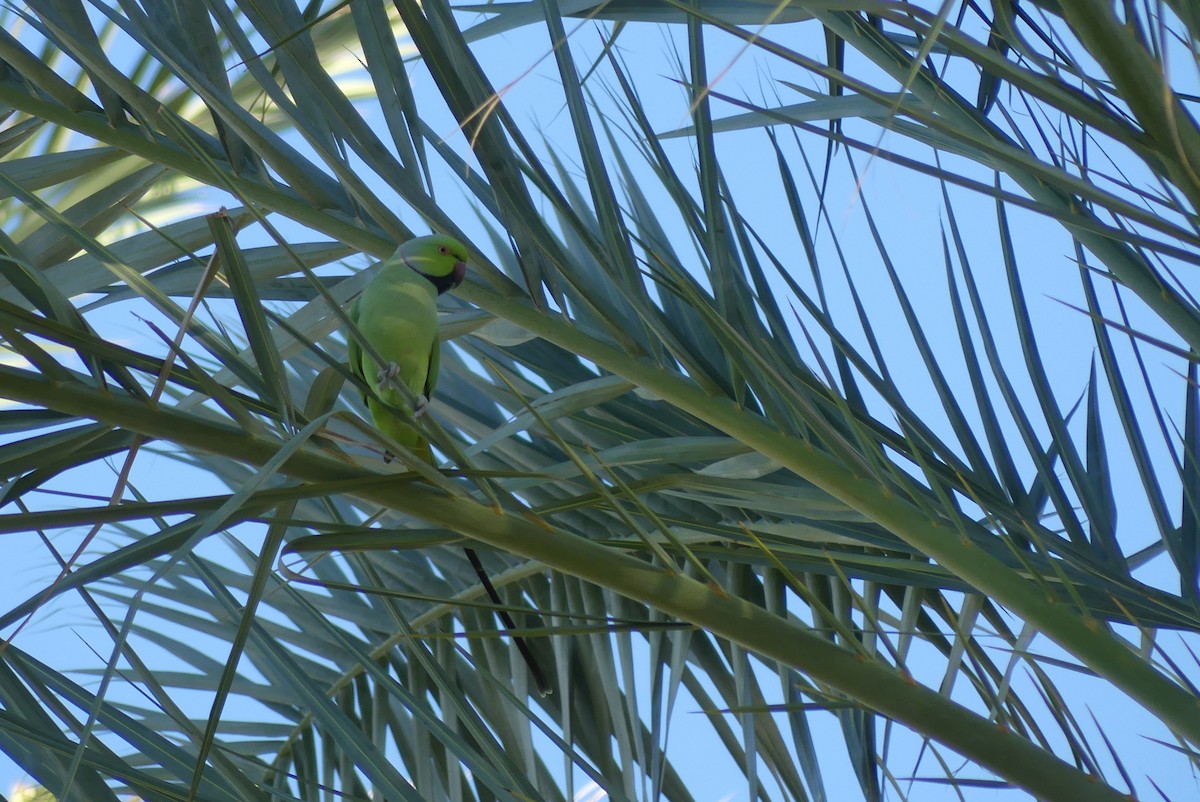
[376,362,401,388]
[413,394,430,419]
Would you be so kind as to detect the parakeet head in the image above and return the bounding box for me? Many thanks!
[396,234,469,295]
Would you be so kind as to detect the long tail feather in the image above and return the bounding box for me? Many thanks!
[463,547,553,697]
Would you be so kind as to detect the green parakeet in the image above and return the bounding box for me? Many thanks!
[348,235,551,696]
[348,234,468,464]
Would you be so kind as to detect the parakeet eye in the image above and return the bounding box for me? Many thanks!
[438,246,449,254]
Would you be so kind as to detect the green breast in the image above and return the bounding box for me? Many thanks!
[356,265,439,408]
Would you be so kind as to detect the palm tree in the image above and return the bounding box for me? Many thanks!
[0,1,1196,800]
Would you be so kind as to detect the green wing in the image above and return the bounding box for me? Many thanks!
[425,335,440,399]
[346,295,367,404]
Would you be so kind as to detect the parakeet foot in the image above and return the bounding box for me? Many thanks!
[376,362,401,388]
[413,394,429,419]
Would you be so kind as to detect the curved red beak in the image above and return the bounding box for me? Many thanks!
[451,261,467,289]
